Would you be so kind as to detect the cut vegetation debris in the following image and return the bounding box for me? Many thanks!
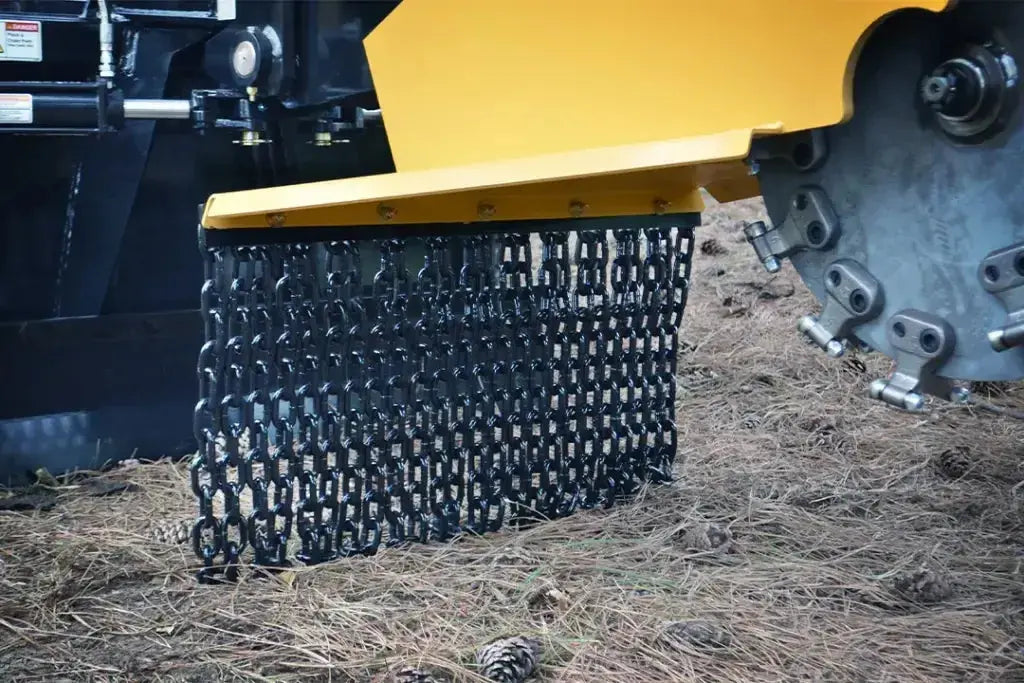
[1,198,1023,681]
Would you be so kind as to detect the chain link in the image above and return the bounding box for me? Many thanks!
[192,223,695,579]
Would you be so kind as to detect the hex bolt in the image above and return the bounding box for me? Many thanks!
[377,204,397,221]
[568,200,587,218]
[921,75,954,108]
[266,213,285,228]
[762,255,781,273]
[477,202,496,219]
[825,340,845,358]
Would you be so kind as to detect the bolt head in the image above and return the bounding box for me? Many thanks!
[903,392,925,411]
[743,221,767,240]
[797,315,817,333]
[763,256,781,273]
[949,387,970,404]
[922,75,953,107]
[825,340,845,358]
[232,40,258,79]
[868,378,888,399]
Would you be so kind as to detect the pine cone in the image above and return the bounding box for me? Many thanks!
[151,519,191,545]
[660,619,732,650]
[841,356,867,376]
[476,636,541,683]
[700,238,728,256]
[894,564,953,603]
[937,446,971,479]
[391,667,447,683]
[681,522,733,553]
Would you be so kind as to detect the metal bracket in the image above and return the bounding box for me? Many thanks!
[748,129,828,173]
[743,186,840,273]
[978,241,1024,351]
[868,309,960,411]
[798,259,884,357]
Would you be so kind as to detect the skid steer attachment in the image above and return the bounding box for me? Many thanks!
[189,0,959,579]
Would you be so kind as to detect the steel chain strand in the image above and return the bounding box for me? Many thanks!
[429,239,459,541]
[498,234,529,525]
[218,247,255,579]
[612,228,641,497]
[336,240,367,558]
[193,237,230,581]
[318,241,354,562]
[642,228,675,483]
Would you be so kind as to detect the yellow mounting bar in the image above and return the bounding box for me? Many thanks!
[200,0,951,231]
[201,127,775,230]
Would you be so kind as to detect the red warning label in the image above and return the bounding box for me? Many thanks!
[0,19,42,62]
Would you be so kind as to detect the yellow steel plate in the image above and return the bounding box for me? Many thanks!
[202,126,775,229]
[365,0,953,171]
[200,0,953,230]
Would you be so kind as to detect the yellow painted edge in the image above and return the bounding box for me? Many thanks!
[201,123,781,229]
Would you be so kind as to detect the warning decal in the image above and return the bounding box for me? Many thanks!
[0,20,42,62]
[0,94,33,124]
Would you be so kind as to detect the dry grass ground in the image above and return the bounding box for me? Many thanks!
[2,197,1023,682]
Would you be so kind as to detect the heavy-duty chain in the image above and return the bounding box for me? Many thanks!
[192,217,696,581]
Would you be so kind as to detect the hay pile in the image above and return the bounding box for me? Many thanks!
[1,197,1022,681]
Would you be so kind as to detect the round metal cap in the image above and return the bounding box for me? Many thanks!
[232,39,258,80]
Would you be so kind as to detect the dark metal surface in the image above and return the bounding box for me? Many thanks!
[0,1,403,477]
[190,217,697,580]
[0,310,200,484]
[757,1,1024,381]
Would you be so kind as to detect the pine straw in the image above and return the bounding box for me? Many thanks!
[2,197,1024,682]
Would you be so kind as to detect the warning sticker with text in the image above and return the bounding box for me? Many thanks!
[0,94,33,124]
[0,20,42,62]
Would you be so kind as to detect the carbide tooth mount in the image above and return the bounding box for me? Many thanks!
[798,259,884,359]
[868,309,957,412]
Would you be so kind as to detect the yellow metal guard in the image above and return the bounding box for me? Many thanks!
[201,0,952,230]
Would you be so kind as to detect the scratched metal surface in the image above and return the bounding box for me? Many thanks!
[759,4,1024,380]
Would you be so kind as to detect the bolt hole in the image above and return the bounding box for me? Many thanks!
[806,221,826,246]
[794,193,809,211]
[849,289,868,314]
[893,322,907,338]
[792,142,814,169]
[984,264,1001,283]
[920,329,940,353]
[827,270,841,288]
[1015,253,1024,277]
